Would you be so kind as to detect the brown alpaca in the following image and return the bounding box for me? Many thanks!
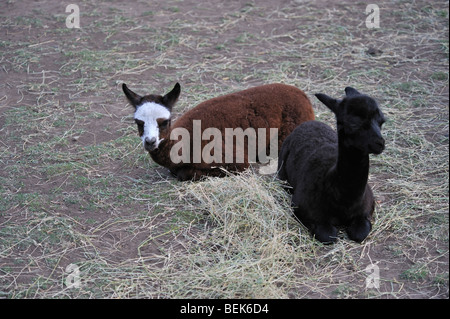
[123,82,314,181]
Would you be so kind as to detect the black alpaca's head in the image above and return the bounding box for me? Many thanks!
[315,87,386,154]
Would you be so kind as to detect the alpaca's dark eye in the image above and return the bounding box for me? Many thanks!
[160,120,169,128]
[135,119,145,136]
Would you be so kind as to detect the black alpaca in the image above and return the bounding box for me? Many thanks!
[278,87,386,244]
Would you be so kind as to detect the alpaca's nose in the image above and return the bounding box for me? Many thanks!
[375,137,385,149]
[144,137,157,151]
[371,138,385,154]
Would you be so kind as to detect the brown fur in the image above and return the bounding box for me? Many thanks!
[149,83,314,181]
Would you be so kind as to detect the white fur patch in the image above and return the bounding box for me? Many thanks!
[134,102,171,148]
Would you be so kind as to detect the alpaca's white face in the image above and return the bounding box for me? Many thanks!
[134,102,171,152]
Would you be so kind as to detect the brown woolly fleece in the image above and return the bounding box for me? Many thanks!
[150,83,314,181]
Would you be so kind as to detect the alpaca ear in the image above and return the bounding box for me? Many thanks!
[344,87,361,97]
[162,82,181,110]
[122,83,142,109]
[315,93,339,114]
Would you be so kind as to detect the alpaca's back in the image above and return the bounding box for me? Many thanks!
[173,83,313,150]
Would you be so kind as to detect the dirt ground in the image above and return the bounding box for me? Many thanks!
[0,0,448,299]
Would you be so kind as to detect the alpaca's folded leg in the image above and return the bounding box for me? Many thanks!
[346,217,372,243]
[310,223,338,244]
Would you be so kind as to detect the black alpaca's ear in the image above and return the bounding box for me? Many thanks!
[344,87,361,97]
[315,93,339,114]
[162,82,181,110]
[122,83,142,109]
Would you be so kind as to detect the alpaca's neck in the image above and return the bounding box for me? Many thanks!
[334,138,370,201]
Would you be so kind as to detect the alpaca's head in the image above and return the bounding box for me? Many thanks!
[315,87,385,154]
[122,83,180,152]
